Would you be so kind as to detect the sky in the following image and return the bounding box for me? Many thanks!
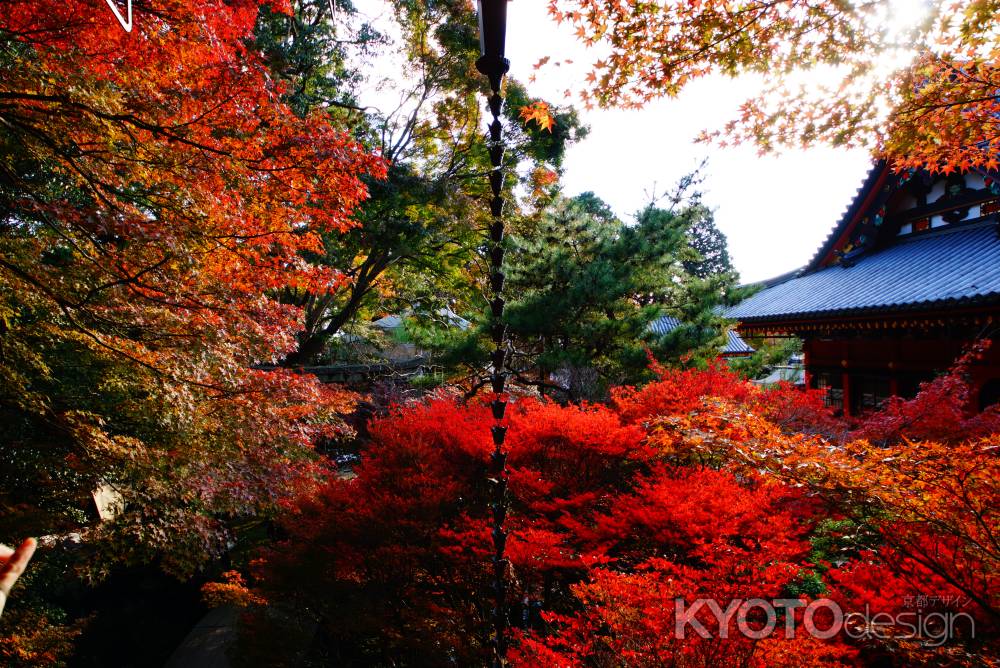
[502,0,875,284]
[353,0,877,285]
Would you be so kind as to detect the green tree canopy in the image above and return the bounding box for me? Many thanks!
[496,189,740,399]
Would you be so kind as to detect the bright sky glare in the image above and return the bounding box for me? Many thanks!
[504,0,874,284]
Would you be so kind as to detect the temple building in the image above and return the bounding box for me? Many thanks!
[727,161,1000,415]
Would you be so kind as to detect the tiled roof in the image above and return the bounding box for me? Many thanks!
[649,316,755,354]
[723,329,755,354]
[648,315,682,336]
[727,223,1000,321]
[372,314,404,330]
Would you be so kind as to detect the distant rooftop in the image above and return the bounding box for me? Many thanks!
[372,308,470,331]
[649,315,754,355]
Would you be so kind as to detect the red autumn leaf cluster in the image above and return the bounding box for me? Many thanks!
[255,353,999,666]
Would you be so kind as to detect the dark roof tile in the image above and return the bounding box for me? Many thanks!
[723,329,755,354]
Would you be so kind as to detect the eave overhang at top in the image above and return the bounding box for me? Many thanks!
[734,298,1000,337]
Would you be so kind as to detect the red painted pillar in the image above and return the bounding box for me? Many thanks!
[802,339,812,388]
[889,338,900,398]
[841,341,852,417]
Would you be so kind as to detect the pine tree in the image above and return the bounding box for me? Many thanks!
[503,193,732,398]
[680,205,734,279]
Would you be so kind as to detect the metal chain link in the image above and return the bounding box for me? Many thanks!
[478,51,510,668]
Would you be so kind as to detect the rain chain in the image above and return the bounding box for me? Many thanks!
[477,42,511,668]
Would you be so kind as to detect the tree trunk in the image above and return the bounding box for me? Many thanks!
[282,334,328,367]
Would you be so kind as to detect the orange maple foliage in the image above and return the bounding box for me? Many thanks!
[202,570,268,609]
[520,101,556,132]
